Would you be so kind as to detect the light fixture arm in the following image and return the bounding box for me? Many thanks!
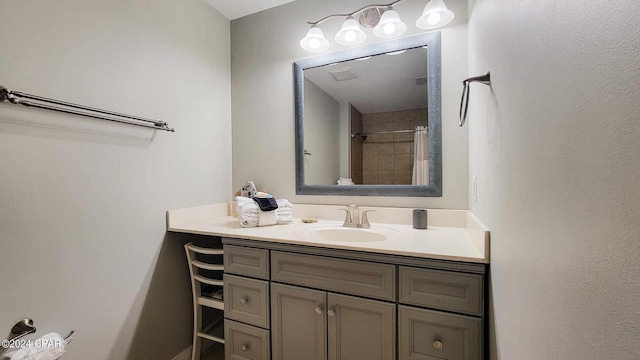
[307,0,405,25]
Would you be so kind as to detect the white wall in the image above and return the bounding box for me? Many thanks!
[303,79,341,185]
[466,0,640,359]
[0,0,231,359]
[231,0,469,208]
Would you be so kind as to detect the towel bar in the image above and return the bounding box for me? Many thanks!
[459,72,491,127]
[0,85,174,132]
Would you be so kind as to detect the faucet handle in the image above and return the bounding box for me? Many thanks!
[360,210,375,228]
[338,208,352,227]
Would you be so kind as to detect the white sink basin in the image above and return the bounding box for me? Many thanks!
[303,225,401,243]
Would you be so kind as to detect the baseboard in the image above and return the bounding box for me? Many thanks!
[172,346,192,360]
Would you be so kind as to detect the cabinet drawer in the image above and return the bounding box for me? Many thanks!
[271,251,396,301]
[400,266,483,316]
[224,274,270,329]
[224,245,270,280]
[399,306,482,360]
[225,320,271,360]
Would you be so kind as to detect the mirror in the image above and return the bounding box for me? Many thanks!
[295,32,441,197]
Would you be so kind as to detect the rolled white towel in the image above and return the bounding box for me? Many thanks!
[237,197,259,227]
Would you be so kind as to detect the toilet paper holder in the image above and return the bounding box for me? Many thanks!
[3,318,74,344]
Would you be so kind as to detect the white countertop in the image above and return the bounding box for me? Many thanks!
[166,203,490,264]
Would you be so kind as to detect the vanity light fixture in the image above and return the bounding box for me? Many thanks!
[300,0,454,52]
[335,16,367,46]
[416,0,455,29]
[372,7,407,39]
[300,25,331,52]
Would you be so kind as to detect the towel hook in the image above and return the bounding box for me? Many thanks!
[459,72,491,127]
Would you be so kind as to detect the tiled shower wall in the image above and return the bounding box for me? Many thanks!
[359,108,428,185]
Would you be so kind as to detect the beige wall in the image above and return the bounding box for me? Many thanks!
[0,0,231,359]
[466,0,640,358]
[231,0,469,208]
[303,79,341,185]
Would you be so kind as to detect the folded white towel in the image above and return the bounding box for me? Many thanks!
[259,209,277,226]
[275,199,293,224]
[237,197,294,227]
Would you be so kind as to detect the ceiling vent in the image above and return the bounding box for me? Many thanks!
[415,76,428,86]
[329,67,359,81]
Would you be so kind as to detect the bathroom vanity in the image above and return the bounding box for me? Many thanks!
[167,203,489,360]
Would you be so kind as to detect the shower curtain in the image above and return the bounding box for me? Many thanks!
[412,126,429,185]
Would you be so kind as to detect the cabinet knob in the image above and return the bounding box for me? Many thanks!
[240,297,249,305]
[433,340,443,350]
[327,309,336,317]
[315,307,323,315]
[241,344,249,352]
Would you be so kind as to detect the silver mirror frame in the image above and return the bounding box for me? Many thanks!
[295,32,442,197]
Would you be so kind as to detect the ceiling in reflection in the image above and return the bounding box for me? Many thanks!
[303,47,427,113]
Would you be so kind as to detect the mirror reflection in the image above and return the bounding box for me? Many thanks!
[303,47,429,186]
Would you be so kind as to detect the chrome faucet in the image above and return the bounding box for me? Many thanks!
[339,205,375,229]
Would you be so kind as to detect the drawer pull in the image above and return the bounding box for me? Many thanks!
[315,306,323,315]
[241,344,250,352]
[240,297,249,305]
[433,340,443,350]
[327,309,336,317]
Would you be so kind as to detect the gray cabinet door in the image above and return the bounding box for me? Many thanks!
[327,293,396,360]
[271,283,327,360]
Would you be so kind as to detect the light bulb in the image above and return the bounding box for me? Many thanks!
[416,0,455,30]
[384,22,395,35]
[427,12,441,25]
[335,17,366,45]
[345,30,356,42]
[300,25,330,52]
[373,7,406,39]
